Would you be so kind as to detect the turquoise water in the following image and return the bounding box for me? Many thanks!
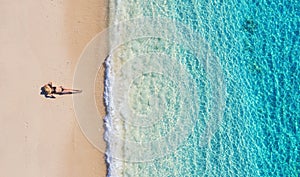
[105,0,300,176]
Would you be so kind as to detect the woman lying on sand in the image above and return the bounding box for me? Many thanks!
[41,82,82,98]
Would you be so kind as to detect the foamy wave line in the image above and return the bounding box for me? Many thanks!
[104,55,113,177]
[104,55,125,177]
[105,0,123,175]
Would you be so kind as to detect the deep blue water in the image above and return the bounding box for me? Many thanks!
[106,0,300,176]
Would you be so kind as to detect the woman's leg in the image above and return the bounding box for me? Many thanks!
[60,86,82,94]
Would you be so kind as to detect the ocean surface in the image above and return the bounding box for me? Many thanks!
[104,0,300,176]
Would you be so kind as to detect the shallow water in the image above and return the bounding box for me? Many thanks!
[105,0,300,176]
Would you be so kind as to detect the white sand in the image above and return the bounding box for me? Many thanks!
[0,0,108,176]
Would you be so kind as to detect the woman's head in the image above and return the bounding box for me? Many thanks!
[41,85,52,95]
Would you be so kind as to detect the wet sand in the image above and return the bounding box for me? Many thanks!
[0,0,108,176]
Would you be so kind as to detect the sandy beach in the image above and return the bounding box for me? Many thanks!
[0,0,108,176]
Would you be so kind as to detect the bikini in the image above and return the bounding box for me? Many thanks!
[50,85,64,94]
[48,84,56,94]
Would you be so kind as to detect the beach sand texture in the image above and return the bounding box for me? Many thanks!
[0,0,108,176]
